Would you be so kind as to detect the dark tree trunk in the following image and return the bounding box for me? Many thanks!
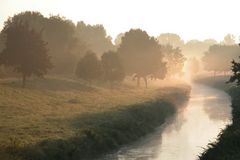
[22,73,26,88]
[143,76,148,88]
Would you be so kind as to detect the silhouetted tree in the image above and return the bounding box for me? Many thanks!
[0,20,52,87]
[118,29,167,88]
[8,11,46,33]
[10,12,88,74]
[76,51,103,81]
[162,45,186,78]
[228,57,240,85]
[101,51,125,83]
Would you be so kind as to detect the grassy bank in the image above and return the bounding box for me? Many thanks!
[196,76,240,160]
[0,77,190,160]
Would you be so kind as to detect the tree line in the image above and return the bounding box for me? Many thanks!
[0,11,115,74]
[156,33,240,76]
[200,34,239,76]
[1,11,239,87]
[202,45,240,76]
[0,11,186,88]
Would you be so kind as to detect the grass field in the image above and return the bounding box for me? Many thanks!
[0,76,190,160]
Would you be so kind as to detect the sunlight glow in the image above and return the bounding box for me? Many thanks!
[1,0,240,41]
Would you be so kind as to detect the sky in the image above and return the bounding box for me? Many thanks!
[0,0,240,42]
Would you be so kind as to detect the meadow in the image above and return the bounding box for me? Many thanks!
[0,76,190,160]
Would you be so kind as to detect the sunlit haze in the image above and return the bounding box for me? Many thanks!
[1,0,240,159]
[1,0,240,42]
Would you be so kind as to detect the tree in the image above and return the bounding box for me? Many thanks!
[75,21,116,56]
[10,12,88,75]
[204,39,218,44]
[222,34,235,45]
[75,51,103,81]
[202,45,240,76]
[183,39,217,58]
[0,20,52,87]
[157,33,184,48]
[228,57,240,85]
[114,33,125,46]
[0,33,4,53]
[118,29,167,88]
[101,51,125,83]
[44,15,79,74]
[162,45,186,78]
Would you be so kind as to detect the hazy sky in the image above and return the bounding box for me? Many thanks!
[0,0,239,42]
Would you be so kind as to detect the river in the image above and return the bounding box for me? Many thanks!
[99,83,232,160]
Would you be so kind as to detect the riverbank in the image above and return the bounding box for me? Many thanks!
[0,77,190,160]
[98,83,231,160]
[196,76,240,160]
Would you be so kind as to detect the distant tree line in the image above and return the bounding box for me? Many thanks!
[157,33,239,76]
[202,45,240,76]
[156,33,236,58]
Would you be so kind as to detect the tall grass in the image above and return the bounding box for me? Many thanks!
[16,100,179,160]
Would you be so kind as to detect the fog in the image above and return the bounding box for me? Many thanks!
[1,1,240,160]
[0,11,239,84]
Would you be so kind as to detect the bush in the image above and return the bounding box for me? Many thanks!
[75,51,103,81]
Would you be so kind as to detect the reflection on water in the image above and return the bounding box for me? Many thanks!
[100,84,232,160]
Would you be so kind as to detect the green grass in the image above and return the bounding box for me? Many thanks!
[196,76,240,160]
[0,76,190,160]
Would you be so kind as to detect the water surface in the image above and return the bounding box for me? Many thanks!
[100,84,232,160]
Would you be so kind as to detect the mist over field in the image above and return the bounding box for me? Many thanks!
[0,1,240,160]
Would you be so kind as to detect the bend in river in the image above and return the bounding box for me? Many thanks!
[100,83,232,160]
